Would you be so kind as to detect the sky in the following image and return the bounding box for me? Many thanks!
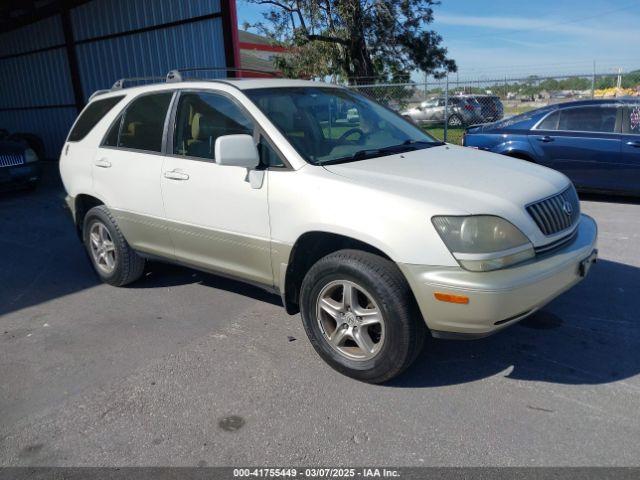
[235,0,640,80]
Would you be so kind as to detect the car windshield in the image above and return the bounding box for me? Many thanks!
[245,87,441,165]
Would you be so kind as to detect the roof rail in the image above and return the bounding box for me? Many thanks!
[166,67,280,82]
[111,76,165,90]
[103,67,281,95]
[88,89,112,101]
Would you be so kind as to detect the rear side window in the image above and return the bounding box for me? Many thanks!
[118,93,173,152]
[68,96,124,142]
[557,106,617,133]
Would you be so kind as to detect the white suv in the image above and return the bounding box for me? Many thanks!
[60,76,598,383]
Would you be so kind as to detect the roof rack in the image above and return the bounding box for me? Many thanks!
[111,76,166,90]
[166,67,280,82]
[88,67,282,101]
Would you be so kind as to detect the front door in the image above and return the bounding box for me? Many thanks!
[160,90,273,286]
[93,91,175,258]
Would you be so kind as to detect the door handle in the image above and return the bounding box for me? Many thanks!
[94,158,111,168]
[536,136,554,143]
[626,140,640,148]
[164,170,189,181]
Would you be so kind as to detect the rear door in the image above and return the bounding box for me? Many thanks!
[619,103,640,195]
[528,104,622,190]
[93,91,175,258]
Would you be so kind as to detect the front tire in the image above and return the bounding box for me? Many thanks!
[300,250,426,383]
[83,205,145,286]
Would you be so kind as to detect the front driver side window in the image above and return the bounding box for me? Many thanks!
[173,91,254,160]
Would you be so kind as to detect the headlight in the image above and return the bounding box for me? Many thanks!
[432,215,534,271]
[24,148,38,163]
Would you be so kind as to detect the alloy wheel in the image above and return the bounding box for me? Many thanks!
[316,280,386,361]
[89,221,117,275]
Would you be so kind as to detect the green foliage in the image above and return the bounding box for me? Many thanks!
[244,0,456,84]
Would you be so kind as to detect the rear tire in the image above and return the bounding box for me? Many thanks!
[300,249,426,383]
[83,205,145,286]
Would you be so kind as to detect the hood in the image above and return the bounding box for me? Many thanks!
[322,145,569,233]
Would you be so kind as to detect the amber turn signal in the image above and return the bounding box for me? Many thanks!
[434,292,469,304]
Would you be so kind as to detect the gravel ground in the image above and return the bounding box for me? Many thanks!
[1,166,639,467]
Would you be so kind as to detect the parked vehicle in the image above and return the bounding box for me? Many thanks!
[0,138,41,191]
[59,75,598,383]
[463,99,640,195]
[467,94,504,122]
[402,96,483,127]
[7,132,46,161]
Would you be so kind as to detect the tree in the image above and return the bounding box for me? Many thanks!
[244,0,456,84]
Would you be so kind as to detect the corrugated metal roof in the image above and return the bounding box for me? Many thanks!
[0,49,75,108]
[71,0,221,41]
[0,15,64,57]
[76,16,226,97]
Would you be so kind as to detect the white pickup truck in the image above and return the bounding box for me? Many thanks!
[60,76,598,383]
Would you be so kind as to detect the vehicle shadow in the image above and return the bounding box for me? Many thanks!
[136,261,283,307]
[391,258,640,388]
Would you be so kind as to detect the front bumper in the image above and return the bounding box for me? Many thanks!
[399,214,598,338]
[0,162,41,189]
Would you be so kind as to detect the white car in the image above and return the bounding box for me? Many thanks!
[59,75,598,383]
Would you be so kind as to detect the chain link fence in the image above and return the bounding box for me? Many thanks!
[349,71,640,144]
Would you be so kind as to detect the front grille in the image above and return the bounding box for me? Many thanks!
[527,186,580,236]
[534,229,578,255]
[0,153,24,167]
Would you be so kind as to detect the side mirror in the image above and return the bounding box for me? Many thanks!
[214,134,259,169]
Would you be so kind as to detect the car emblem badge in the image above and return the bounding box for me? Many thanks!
[562,201,573,216]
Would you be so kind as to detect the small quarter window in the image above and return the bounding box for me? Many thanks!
[103,114,122,147]
[119,93,173,152]
[536,111,559,130]
[68,96,124,142]
[259,136,285,167]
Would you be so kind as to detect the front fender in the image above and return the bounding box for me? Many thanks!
[492,139,534,159]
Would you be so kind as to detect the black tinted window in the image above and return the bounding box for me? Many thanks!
[119,93,173,152]
[103,115,122,147]
[259,136,284,167]
[173,92,253,160]
[68,96,124,141]
[558,106,617,133]
[623,105,640,134]
[537,111,560,130]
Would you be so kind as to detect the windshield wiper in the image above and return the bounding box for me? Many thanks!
[401,139,445,147]
[321,139,444,165]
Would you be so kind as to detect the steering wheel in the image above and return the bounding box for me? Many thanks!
[337,127,365,143]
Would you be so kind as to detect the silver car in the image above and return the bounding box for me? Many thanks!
[403,96,483,127]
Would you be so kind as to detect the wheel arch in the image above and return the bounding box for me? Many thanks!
[73,194,105,238]
[282,231,394,315]
[504,150,537,162]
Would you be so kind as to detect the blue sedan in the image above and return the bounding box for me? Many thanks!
[462,99,640,195]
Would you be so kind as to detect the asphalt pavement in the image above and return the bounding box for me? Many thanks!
[1,165,639,466]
